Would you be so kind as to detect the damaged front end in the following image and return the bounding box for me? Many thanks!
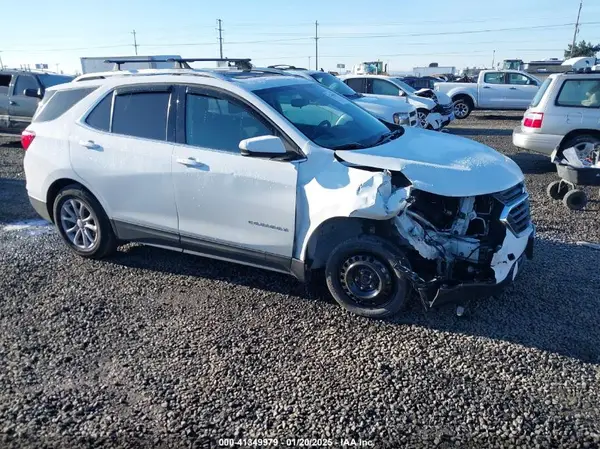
[350,170,535,309]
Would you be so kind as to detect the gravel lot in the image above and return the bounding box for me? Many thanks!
[1,113,599,449]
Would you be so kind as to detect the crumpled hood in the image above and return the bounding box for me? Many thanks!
[413,89,453,106]
[335,127,524,197]
[354,95,414,114]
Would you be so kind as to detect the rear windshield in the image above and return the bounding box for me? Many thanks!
[37,74,74,88]
[33,87,97,122]
[530,78,552,107]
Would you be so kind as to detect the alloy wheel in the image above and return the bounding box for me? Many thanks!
[59,199,99,250]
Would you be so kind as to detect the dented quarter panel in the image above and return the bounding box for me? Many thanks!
[335,127,524,197]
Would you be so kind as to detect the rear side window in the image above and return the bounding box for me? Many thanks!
[112,92,170,140]
[0,74,11,95]
[33,87,97,123]
[13,75,39,96]
[37,74,74,88]
[345,78,365,93]
[85,93,112,131]
[483,72,505,84]
[556,79,600,108]
[530,78,552,107]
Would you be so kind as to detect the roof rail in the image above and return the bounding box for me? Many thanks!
[104,57,253,71]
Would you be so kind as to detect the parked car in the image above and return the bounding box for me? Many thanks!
[512,71,600,156]
[434,70,541,119]
[401,76,444,90]
[268,66,419,127]
[0,69,74,134]
[339,74,454,129]
[22,63,534,318]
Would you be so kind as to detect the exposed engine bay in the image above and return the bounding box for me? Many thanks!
[337,168,534,307]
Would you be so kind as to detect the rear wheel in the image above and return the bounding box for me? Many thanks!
[53,185,117,259]
[563,189,587,211]
[324,235,410,319]
[561,134,600,161]
[546,180,571,200]
[453,97,472,119]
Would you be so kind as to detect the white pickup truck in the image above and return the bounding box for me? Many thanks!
[434,70,541,119]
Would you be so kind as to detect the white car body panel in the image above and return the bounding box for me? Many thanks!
[172,144,298,257]
[333,127,524,197]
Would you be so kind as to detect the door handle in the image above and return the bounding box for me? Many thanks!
[79,140,101,150]
[482,86,491,89]
[509,87,517,90]
[9,100,16,105]
[176,157,207,169]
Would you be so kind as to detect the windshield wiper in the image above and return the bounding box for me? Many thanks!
[372,129,403,146]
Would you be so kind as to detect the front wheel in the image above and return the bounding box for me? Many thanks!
[53,185,117,259]
[416,109,430,129]
[324,235,410,319]
[453,98,472,119]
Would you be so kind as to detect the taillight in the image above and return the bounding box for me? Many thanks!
[21,130,35,150]
[523,112,544,129]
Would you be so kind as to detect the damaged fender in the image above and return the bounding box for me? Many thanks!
[426,112,443,130]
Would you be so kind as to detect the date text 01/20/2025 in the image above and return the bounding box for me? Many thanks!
[217,438,375,447]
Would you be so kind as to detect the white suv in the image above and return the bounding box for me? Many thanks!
[513,71,600,157]
[23,62,534,318]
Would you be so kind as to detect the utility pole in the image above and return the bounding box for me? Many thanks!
[217,19,224,59]
[308,56,311,70]
[570,0,583,57]
[131,30,139,55]
[491,50,495,69]
[0,52,4,70]
[314,21,319,70]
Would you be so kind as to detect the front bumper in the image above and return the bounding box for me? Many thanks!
[407,227,535,309]
[512,126,562,156]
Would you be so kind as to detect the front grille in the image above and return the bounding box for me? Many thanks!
[494,182,525,204]
[494,183,532,236]
[409,110,418,127]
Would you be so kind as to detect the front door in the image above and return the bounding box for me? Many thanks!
[69,85,179,243]
[171,86,298,266]
[505,72,540,109]
[8,74,41,132]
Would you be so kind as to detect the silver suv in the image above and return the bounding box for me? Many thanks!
[0,69,73,134]
[512,71,600,157]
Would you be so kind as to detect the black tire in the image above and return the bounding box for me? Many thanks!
[546,180,571,200]
[53,184,117,259]
[453,96,472,119]
[560,134,600,160]
[562,189,587,211]
[324,235,410,319]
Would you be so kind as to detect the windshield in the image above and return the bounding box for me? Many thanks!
[530,78,552,107]
[38,74,74,88]
[309,72,359,98]
[254,82,391,150]
[392,78,417,94]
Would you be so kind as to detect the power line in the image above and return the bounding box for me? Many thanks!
[131,30,138,55]
[217,19,224,59]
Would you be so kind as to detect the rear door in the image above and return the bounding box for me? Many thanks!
[8,74,41,131]
[0,73,13,131]
[478,72,508,108]
[554,78,600,133]
[505,72,540,109]
[70,85,179,243]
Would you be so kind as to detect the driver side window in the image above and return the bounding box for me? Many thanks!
[185,93,273,153]
[371,79,401,96]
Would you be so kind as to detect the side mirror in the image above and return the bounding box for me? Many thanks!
[398,91,406,97]
[24,88,43,99]
[240,135,287,157]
